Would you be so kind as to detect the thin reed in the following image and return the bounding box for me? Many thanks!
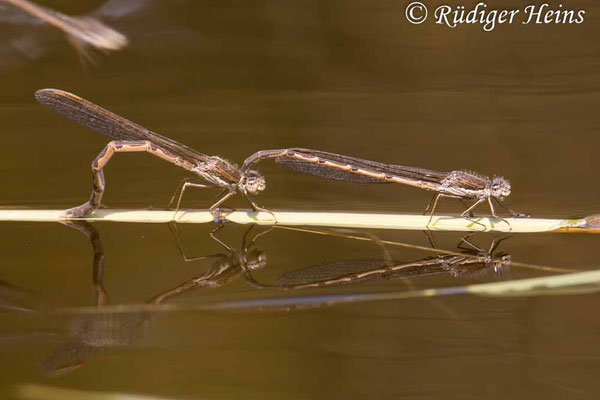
[0,208,598,233]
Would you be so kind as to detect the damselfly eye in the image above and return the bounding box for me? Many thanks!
[243,170,266,194]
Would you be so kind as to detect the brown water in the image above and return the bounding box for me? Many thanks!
[1,0,600,398]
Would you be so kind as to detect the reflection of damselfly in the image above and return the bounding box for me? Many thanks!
[172,224,511,291]
[247,234,511,290]
[0,0,131,65]
[165,223,269,292]
[242,148,526,225]
[40,221,268,376]
[35,89,267,218]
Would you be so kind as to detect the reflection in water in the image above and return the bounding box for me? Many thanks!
[39,221,139,375]
[247,233,511,290]
[39,222,512,375]
[0,0,148,69]
[0,277,32,313]
[160,224,268,298]
[39,221,269,376]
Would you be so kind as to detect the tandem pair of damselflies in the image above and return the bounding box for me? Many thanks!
[35,89,524,223]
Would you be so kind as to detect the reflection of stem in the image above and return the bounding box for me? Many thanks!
[65,267,600,315]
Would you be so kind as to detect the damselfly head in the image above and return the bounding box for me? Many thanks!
[244,248,267,271]
[241,170,266,194]
[453,252,511,279]
[490,176,511,199]
[490,252,511,277]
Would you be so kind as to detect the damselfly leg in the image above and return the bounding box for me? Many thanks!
[494,198,529,218]
[423,193,508,231]
[458,232,514,254]
[485,197,512,231]
[241,191,276,221]
[167,178,235,223]
[423,194,486,230]
[168,178,211,213]
[168,221,232,262]
[63,140,188,217]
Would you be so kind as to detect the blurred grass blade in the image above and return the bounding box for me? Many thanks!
[15,383,178,400]
[55,268,600,316]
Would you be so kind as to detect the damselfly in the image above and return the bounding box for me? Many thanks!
[1,0,129,64]
[242,148,525,224]
[35,89,267,217]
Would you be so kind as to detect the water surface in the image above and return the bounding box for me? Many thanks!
[1,1,600,398]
